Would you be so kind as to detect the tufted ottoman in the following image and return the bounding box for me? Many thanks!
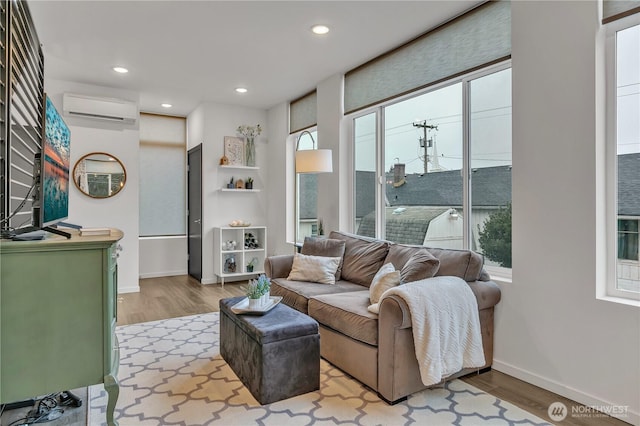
[219,297,320,404]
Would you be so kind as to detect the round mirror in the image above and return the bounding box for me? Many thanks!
[73,152,126,198]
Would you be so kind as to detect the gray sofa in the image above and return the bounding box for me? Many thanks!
[264,230,501,403]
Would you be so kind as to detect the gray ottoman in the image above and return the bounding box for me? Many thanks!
[219,296,320,404]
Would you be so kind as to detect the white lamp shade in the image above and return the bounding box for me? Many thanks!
[295,149,333,173]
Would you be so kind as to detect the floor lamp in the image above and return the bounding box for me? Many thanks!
[295,130,333,174]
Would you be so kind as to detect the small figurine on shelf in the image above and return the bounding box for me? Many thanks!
[235,179,244,189]
[219,155,229,165]
[227,177,234,189]
[246,177,254,190]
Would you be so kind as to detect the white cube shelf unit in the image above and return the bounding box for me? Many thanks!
[213,226,267,286]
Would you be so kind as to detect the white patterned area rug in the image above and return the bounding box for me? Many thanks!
[89,313,550,426]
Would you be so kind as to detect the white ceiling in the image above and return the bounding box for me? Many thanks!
[29,1,481,117]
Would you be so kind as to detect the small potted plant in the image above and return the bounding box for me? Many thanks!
[227,177,235,189]
[246,257,258,273]
[245,280,262,309]
[246,177,254,190]
[255,274,271,305]
[317,218,324,236]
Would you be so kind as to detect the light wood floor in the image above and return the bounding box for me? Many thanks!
[118,276,629,426]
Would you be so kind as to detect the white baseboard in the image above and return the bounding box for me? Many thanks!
[118,285,140,294]
[493,360,639,425]
[139,270,187,279]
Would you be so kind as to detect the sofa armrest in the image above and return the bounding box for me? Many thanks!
[264,255,294,279]
[379,295,412,329]
[376,279,501,403]
[377,294,420,402]
[467,280,501,310]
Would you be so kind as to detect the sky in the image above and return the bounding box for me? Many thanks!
[356,68,512,174]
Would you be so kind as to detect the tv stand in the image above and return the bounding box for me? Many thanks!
[0,230,123,426]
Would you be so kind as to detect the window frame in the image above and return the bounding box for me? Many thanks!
[605,14,640,301]
[349,61,512,279]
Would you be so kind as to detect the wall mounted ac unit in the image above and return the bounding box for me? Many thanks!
[62,93,138,124]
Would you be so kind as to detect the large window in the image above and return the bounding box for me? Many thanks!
[352,64,512,270]
[295,129,318,243]
[608,17,640,297]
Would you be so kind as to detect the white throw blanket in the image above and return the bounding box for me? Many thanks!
[381,276,485,386]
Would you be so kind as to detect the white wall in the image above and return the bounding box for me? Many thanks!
[317,74,346,235]
[187,103,268,284]
[45,79,140,293]
[265,102,293,256]
[500,2,640,423]
[139,236,187,278]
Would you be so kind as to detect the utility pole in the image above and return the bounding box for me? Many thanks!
[412,120,438,174]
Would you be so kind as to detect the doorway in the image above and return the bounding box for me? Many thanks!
[187,144,203,281]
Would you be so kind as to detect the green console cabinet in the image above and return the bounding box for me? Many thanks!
[0,230,123,425]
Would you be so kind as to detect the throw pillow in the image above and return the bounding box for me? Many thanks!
[300,237,346,280]
[369,262,401,304]
[287,253,341,285]
[400,250,440,283]
[329,231,390,287]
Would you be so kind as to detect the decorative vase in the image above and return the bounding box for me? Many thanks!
[261,291,270,306]
[247,265,254,273]
[245,137,256,167]
[248,297,261,310]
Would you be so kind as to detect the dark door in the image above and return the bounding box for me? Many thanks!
[187,144,203,281]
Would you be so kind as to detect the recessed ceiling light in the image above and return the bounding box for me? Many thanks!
[113,66,129,74]
[235,87,248,94]
[161,103,172,108]
[311,25,330,35]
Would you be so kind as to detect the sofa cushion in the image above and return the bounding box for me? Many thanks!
[287,253,341,285]
[309,291,378,346]
[329,231,390,287]
[384,243,425,269]
[425,247,485,282]
[270,278,366,314]
[301,237,346,280]
[384,243,484,282]
[400,250,440,283]
[369,263,400,304]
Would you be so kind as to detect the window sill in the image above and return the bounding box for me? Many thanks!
[484,265,512,285]
[596,294,640,308]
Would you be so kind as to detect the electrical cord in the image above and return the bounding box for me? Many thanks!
[0,182,36,227]
[5,393,66,425]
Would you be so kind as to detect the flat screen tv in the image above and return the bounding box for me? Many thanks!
[35,95,71,229]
